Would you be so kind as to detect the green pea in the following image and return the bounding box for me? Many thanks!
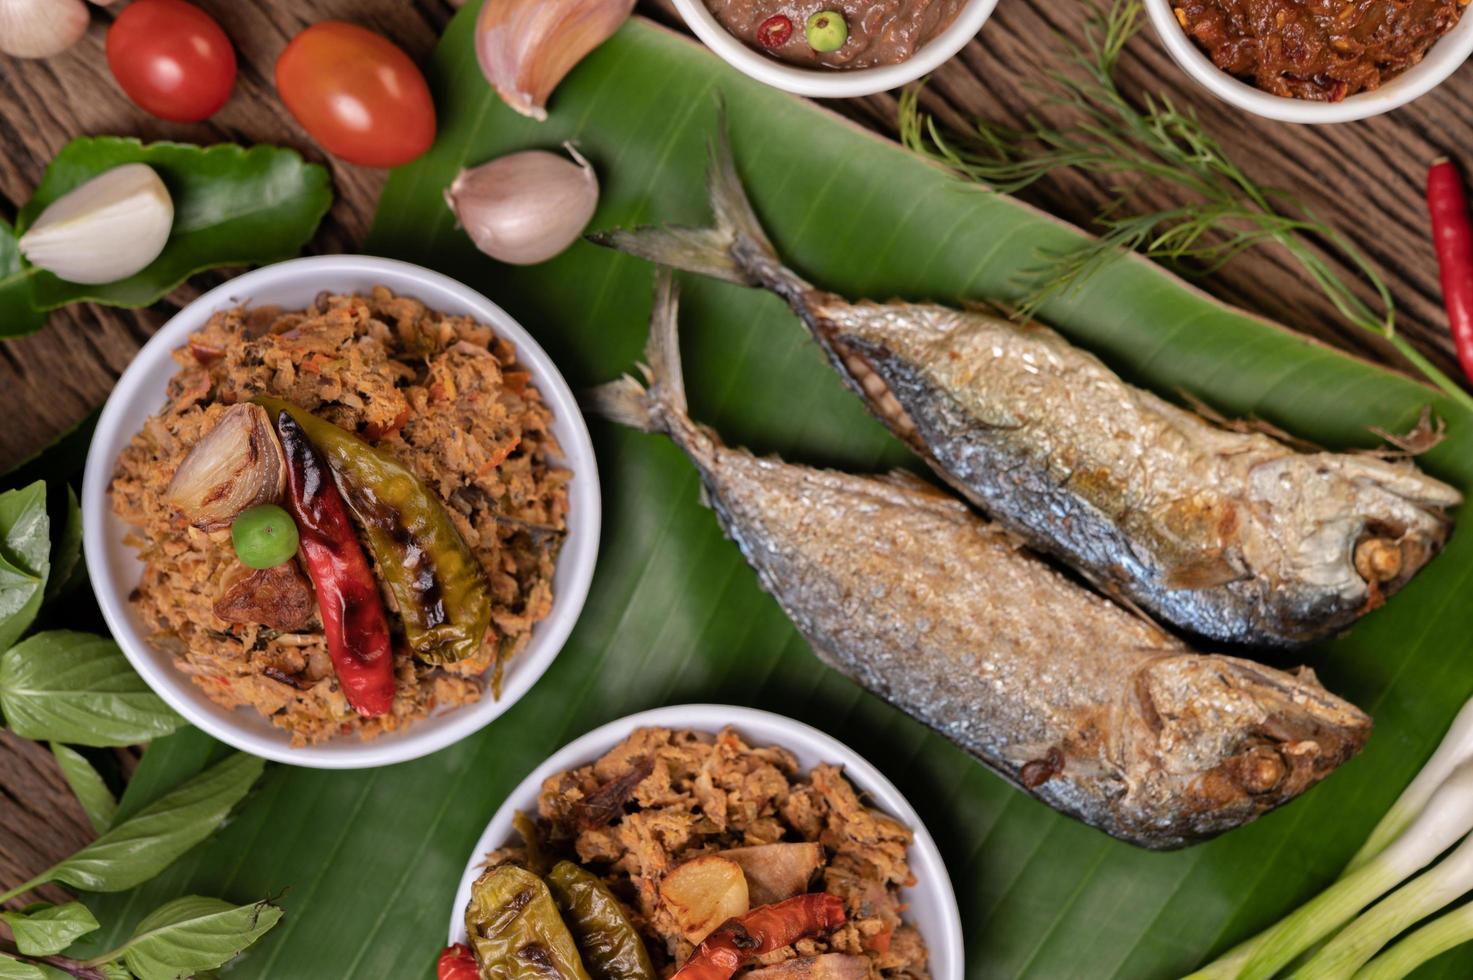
[805,10,848,52]
[232,504,300,569]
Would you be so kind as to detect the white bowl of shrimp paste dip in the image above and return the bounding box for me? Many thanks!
[671,0,999,97]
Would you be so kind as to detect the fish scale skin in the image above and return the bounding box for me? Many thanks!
[588,270,1372,849]
[593,136,1459,649]
[791,294,1460,648]
[662,414,1369,849]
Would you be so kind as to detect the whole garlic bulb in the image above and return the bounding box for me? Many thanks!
[19,163,175,284]
[0,0,89,58]
[444,144,598,266]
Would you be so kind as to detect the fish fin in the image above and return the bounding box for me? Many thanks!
[587,225,751,285]
[1163,555,1249,590]
[584,374,661,433]
[706,105,778,263]
[584,270,689,433]
[587,101,808,300]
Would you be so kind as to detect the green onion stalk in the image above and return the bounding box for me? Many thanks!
[1186,760,1473,980]
[1354,902,1473,980]
[1344,697,1473,876]
[1291,829,1473,978]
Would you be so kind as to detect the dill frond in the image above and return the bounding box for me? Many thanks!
[898,0,1470,408]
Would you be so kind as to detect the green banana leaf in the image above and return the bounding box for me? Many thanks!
[71,8,1473,979]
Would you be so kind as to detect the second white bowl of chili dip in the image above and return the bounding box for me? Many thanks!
[670,0,999,97]
[81,255,600,769]
[1145,0,1473,122]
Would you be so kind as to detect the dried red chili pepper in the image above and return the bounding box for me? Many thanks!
[437,943,479,980]
[275,410,395,717]
[672,894,847,980]
[756,14,793,48]
[1428,157,1473,385]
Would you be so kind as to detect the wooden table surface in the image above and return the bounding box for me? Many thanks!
[2,0,1470,904]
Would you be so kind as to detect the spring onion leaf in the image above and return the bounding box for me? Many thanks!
[1293,829,1473,977]
[1354,901,1473,980]
[1344,696,1473,876]
[1211,760,1473,980]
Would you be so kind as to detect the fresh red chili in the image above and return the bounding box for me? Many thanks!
[275,410,395,717]
[672,894,846,980]
[1428,157,1473,385]
[436,943,479,980]
[757,15,793,48]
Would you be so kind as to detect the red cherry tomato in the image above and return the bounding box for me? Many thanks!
[106,0,236,123]
[274,21,436,169]
[436,944,479,980]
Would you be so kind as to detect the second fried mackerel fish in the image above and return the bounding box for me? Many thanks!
[591,128,1461,649]
[590,273,1371,850]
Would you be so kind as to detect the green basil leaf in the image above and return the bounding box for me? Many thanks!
[0,482,49,651]
[50,743,118,834]
[111,896,281,980]
[47,752,263,893]
[0,955,46,980]
[0,222,44,341]
[0,632,182,746]
[0,140,332,340]
[0,902,99,957]
[43,488,81,603]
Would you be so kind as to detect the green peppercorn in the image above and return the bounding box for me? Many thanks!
[231,504,300,569]
[805,10,848,52]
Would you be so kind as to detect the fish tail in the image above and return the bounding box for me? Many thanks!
[586,270,691,437]
[587,106,809,302]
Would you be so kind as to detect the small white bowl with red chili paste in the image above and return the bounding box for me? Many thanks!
[670,0,999,97]
[441,704,963,980]
[1145,0,1473,122]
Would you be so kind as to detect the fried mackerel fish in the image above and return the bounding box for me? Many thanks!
[588,274,1372,851]
[591,128,1462,649]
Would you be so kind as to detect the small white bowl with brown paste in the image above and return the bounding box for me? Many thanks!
[671,0,998,96]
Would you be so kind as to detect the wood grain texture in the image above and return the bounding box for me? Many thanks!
[0,733,97,910]
[0,0,1469,901]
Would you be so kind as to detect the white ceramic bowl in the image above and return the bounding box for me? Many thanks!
[1145,0,1473,123]
[670,0,998,98]
[447,704,964,980]
[81,255,601,769]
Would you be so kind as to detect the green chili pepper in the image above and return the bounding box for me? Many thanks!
[514,811,551,876]
[254,397,492,664]
[466,865,593,980]
[548,861,655,980]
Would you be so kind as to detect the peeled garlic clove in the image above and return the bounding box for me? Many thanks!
[0,0,89,59]
[445,143,598,266]
[475,0,635,121]
[18,163,174,285]
[165,404,288,532]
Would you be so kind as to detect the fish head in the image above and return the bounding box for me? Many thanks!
[1113,653,1372,847]
[1232,454,1460,635]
